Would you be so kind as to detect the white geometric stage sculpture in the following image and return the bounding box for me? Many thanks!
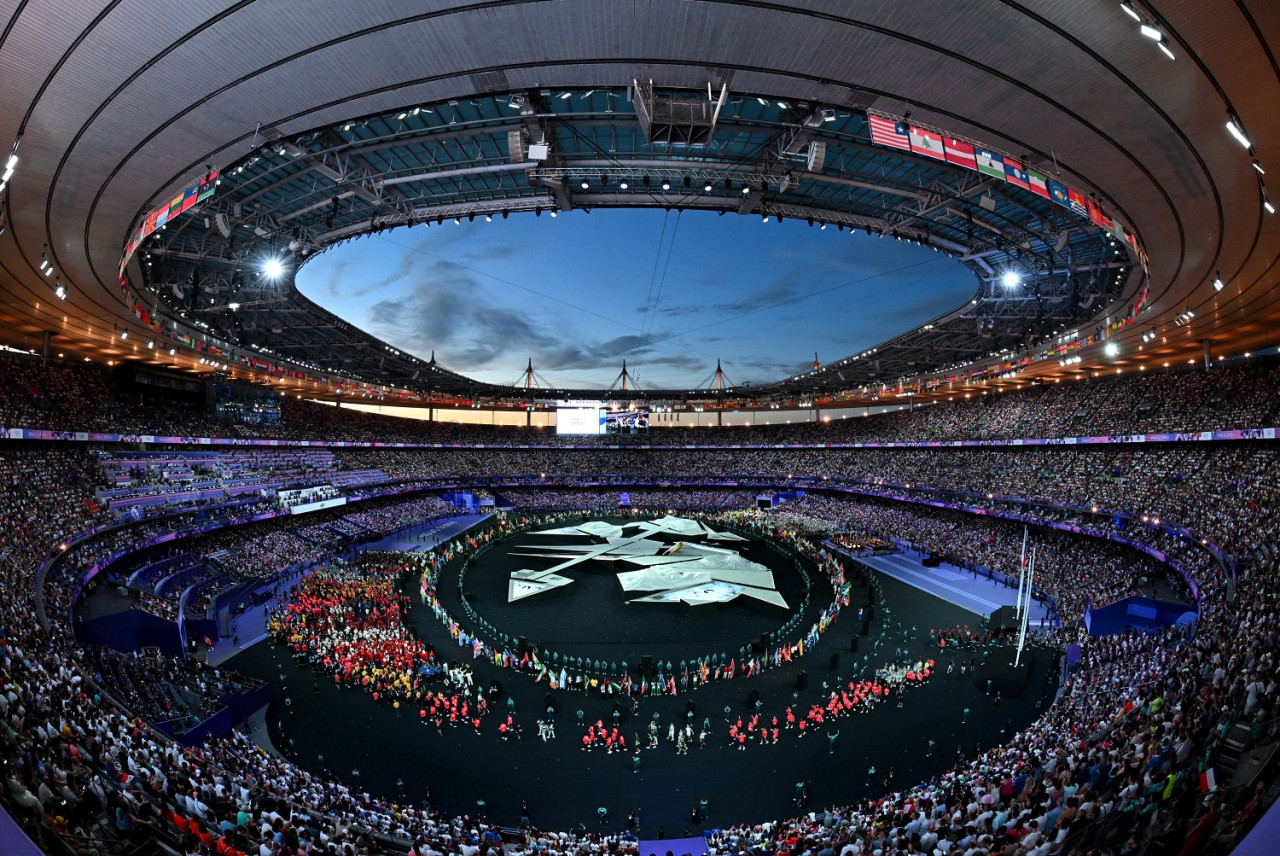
[505,515,787,607]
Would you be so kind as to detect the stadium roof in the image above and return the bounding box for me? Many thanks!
[0,2,1276,403]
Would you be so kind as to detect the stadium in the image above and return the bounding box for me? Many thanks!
[0,2,1278,855]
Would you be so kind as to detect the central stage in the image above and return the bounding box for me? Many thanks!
[452,517,820,666]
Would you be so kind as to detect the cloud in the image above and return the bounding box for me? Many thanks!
[359,261,693,381]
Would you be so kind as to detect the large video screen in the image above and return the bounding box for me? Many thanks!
[604,409,649,434]
[556,406,604,435]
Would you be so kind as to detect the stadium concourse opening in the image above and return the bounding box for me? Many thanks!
[230,509,1055,830]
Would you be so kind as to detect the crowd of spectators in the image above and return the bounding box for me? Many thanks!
[0,350,1278,446]
[0,355,1276,855]
[784,494,1187,624]
[82,647,264,731]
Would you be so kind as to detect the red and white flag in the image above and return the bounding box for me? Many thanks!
[869,115,911,150]
[943,136,977,170]
[909,126,946,160]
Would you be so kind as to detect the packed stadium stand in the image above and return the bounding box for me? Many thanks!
[0,351,1273,855]
[3,3,1280,856]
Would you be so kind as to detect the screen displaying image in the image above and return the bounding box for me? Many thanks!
[603,409,649,434]
[556,406,605,435]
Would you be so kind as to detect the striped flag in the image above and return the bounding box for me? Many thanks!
[975,148,1006,179]
[1067,187,1089,218]
[1004,158,1031,190]
[868,115,911,150]
[943,137,977,169]
[1199,767,1220,792]
[1027,169,1051,198]
[908,126,946,160]
[179,184,200,214]
[197,170,219,201]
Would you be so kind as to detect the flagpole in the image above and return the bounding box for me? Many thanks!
[1015,547,1035,668]
[1016,527,1028,619]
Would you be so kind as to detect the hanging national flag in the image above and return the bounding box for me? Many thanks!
[1067,188,1089,218]
[868,115,911,151]
[975,148,1006,179]
[1026,169,1051,198]
[198,170,219,199]
[1087,199,1113,229]
[908,126,945,160]
[1110,219,1128,244]
[1004,158,1031,190]
[943,137,977,169]
[1047,178,1071,209]
[179,184,200,214]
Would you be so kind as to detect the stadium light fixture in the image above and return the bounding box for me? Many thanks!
[1265,198,1276,215]
[1157,42,1174,60]
[1000,270,1022,288]
[1103,341,1119,358]
[1226,117,1252,148]
[262,258,285,279]
[1139,23,1162,40]
[1120,1,1141,21]
[1212,273,1224,292]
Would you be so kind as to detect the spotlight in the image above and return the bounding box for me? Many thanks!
[741,185,750,195]
[1212,273,1224,292]
[619,181,628,190]
[1120,1,1141,21]
[1104,341,1119,358]
[703,182,713,192]
[661,181,670,190]
[1157,42,1175,60]
[262,258,285,278]
[1266,198,1276,215]
[1001,271,1022,288]
[1139,23,1162,41]
[581,180,589,189]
